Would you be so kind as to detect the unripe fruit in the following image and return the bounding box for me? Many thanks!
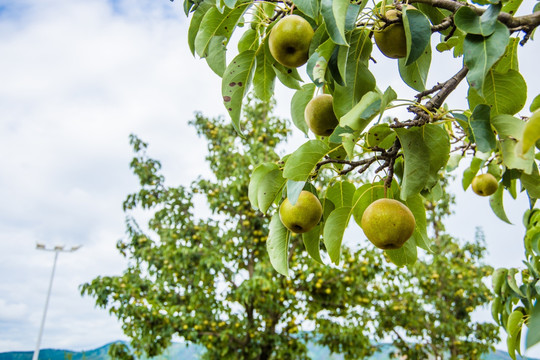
[471,173,498,196]
[304,94,339,136]
[360,198,416,249]
[279,191,322,234]
[269,15,314,68]
[373,9,408,59]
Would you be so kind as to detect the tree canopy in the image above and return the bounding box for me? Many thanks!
[180,0,540,353]
[83,99,500,359]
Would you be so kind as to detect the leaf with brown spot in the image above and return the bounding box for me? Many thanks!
[221,50,257,134]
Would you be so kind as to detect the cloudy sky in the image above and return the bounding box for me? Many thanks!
[0,0,539,356]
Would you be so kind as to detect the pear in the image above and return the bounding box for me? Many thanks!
[269,15,314,68]
[373,8,413,59]
[304,94,339,136]
[279,191,322,234]
[471,173,498,196]
[361,198,415,249]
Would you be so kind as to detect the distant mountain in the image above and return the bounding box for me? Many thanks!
[1,342,537,360]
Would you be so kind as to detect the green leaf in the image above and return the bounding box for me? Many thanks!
[223,0,238,8]
[283,140,331,181]
[526,302,540,349]
[507,310,524,338]
[502,0,523,17]
[469,104,496,153]
[507,332,518,360]
[398,45,431,92]
[463,22,509,95]
[287,180,305,206]
[290,84,316,135]
[249,162,279,210]
[194,2,251,58]
[222,50,257,134]
[395,125,450,199]
[273,63,302,90]
[326,181,356,208]
[436,32,465,56]
[518,109,540,156]
[306,38,335,87]
[267,213,290,276]
[446,153,463,172]
[530,94,540,112]
[491,114,526,139]
[385,236,417,266]
[339,91,381,132]
[345,3,363,30]
[454,3,501,36]
[328,44,349,86]
[402,7,432,66]
[491,297,502,325]
[491,115,535,173]
[333,30,375,117]
[366,123,396,148]
[462,157,484,190]
[303,225,324,264]
[237,28,258,52]
[380,86,397,115]
[292,0,320,20]
[323,206,352,264]
[188,1,214,55]
[253,45,276,102]
[405,194,430,251]
[328,125,354,144]
[484,70,527,116]
[521,165,540,199]
[257,168,286,213]
[507,268,525,296]
[205,36,227,76]
[494,37,519,73]
[321,0,349,45]
[489,184,512,224]
[492,268,508,294]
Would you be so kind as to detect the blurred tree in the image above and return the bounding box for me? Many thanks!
[376,179,500,359]
[81,98,500,360]
[81,98,386,360]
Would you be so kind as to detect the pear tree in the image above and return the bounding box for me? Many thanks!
[181,0,540,352]
[81,100,391,360]
[81,99,502,360]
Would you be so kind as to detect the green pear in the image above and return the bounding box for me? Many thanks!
[373,9,412,59]
[279,190,322,234]
[471,173,498,196]
[269,15,314,68]
[304,94,339,136]
[360,198,415,250]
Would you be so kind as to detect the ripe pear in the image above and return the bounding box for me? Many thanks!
[373,9,409,59]
[279,191,322,234]
[304,94,339,136]
[269,15,314,68]
[471,173,498,196]
[360,198,415,250]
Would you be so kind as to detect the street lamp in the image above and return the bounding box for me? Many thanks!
[32,243,81,360]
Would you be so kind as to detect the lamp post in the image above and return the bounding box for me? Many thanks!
[32,244,81,360]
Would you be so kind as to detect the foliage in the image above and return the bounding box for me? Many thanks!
[81,100,391,360]
[81,98,502,359]
[491,208,540,359]
[181,1,540,354]
[372,176,500,359]
[378,232,500,359]
[181,0,540,272]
